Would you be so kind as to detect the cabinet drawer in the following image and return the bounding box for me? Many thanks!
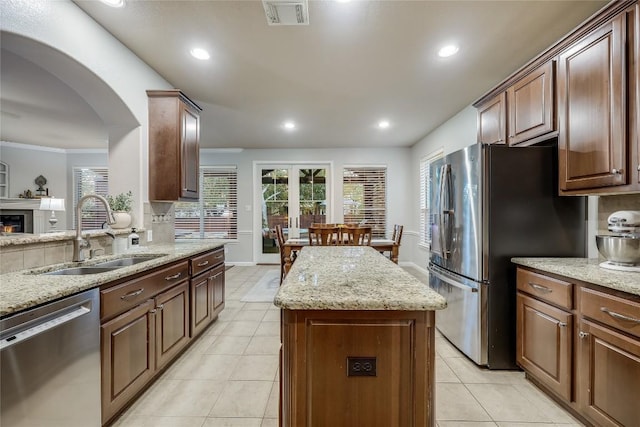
[101,261,189,320]
[517,268,573,309]
[191,248,224,277]
[579,286,640,338]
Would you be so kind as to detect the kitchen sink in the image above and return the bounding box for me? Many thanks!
[43,266,121,275]
[41,254,166,275]
[94,255,164,268]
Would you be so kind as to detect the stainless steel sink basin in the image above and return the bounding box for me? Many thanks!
[43,266,120,276]
[94,255,163,268]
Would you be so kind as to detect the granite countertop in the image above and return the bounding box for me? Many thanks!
[0,240,227,317]
[274,246,447,311]
[511,257,640,297]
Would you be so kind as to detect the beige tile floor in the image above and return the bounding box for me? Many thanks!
[113,265,584,427]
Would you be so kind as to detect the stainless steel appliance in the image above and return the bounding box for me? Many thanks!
[0,289,101,426]
[428,143,585,369]
[597,210,640,271]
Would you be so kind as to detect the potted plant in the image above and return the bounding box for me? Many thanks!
[106,191,133,229]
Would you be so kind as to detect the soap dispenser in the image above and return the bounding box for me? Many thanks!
[128,228,140,250]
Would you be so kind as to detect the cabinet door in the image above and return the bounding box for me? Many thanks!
[577,319,640,427]
[180,103,199,199]
[558,15,627,191]
[507,61,555,145]
[190,273,213,337]
[635,4,640,184]
[477,92,506,145]
[211,263,225,317]
[101,299,155,424]
[516,293,572,401]
[155,281,190,370]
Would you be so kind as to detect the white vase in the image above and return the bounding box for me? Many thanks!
[111,211,132,229]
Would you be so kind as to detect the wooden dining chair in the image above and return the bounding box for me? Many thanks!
[309,226,339,245]
[275,224,286,284]
[392,224,404,245]
[345,226,372,246]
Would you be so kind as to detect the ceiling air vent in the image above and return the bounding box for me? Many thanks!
[262,0,309,26]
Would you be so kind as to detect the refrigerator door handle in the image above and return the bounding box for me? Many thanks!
[428,264,478,293]
[440,164,452,259]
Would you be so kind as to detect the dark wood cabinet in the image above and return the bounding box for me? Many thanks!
[577,285,640,426]
[154,281,190,370]
[477,92,506,145]
[516,266,640,426]
[147,90,201,201]
[635,4,640,184]
[507,61,555,146]
[189,248,225,337]
[516,293,572,401]
[101,299,155,424]
[280,309,435,426]
[557,14,627,192]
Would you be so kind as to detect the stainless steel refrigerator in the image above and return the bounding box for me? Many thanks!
[428,143,585,369]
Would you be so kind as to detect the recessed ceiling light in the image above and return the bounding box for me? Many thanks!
[378,120,390,129]
[100,0,125,7]
[283,121,296,130]
[438,45,459,58]
[190,48,210,60]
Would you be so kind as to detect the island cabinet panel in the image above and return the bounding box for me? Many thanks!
[507,61,555,146]
[281,310,435,427]
[557,14,627,192]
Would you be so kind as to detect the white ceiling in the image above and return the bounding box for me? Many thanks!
[1,0,608,150]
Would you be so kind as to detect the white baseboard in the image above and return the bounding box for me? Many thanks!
[225,261,256,266]
[399,261,429,276]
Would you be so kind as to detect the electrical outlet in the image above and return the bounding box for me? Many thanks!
[347,357,376,376]
[147,230,153,242]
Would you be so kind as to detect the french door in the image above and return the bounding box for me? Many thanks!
[255,163,330,264]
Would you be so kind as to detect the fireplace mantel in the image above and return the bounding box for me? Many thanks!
[0,199,48,233]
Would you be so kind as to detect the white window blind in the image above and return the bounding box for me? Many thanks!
[73,167,109,230]
[420,149,443,247]
[343,166,387,238]
[175,167,238,239]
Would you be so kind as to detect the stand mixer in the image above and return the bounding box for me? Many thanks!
[597,210,640,272]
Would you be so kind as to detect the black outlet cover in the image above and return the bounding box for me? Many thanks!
[347,356,376,376]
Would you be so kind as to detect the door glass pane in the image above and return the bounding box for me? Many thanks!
[299,168,327,237]
[261,168,289,254]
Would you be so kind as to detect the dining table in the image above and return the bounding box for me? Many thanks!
[282,237,399,275]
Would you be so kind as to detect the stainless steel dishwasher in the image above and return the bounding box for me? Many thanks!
[0,288,101,426]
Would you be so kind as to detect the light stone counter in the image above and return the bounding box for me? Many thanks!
[511,257,640,297]
[274,246,447,311]
[0,240,226,317]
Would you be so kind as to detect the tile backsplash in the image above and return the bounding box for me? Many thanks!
[598,194,640,233]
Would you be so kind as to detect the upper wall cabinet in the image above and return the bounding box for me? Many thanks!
[476,61,555,147]
[507,61,555,146]
[557,14,627,192]
[477,93,506,145]
[147,90,201,201]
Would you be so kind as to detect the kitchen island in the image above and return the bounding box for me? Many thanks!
[274,246,447,427]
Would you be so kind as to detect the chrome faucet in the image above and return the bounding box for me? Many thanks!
[74,195,117,262]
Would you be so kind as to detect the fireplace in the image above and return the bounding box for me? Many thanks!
[0,210,34,233]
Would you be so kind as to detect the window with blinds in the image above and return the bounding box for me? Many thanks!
[73,167,109,230]
[343,166,387,238]
[175,167,238,239]
[420,149,443,247]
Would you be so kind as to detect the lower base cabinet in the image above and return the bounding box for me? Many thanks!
[100,248,226,425]
[516,267,640,427]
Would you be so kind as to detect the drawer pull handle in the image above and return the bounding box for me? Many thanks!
[528,282,552,294]
[215,255,223,259]
[578,331,589,339]
[120,288,144,300]
[558,322,567,327]
[197,261,209,267]
[213,272,223,279]
[165,272,182,281]
[600,307,640,324]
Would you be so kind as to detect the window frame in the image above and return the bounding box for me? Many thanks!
[72,166,109,230]
[419,149,444,248]
[342,165,387,238]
